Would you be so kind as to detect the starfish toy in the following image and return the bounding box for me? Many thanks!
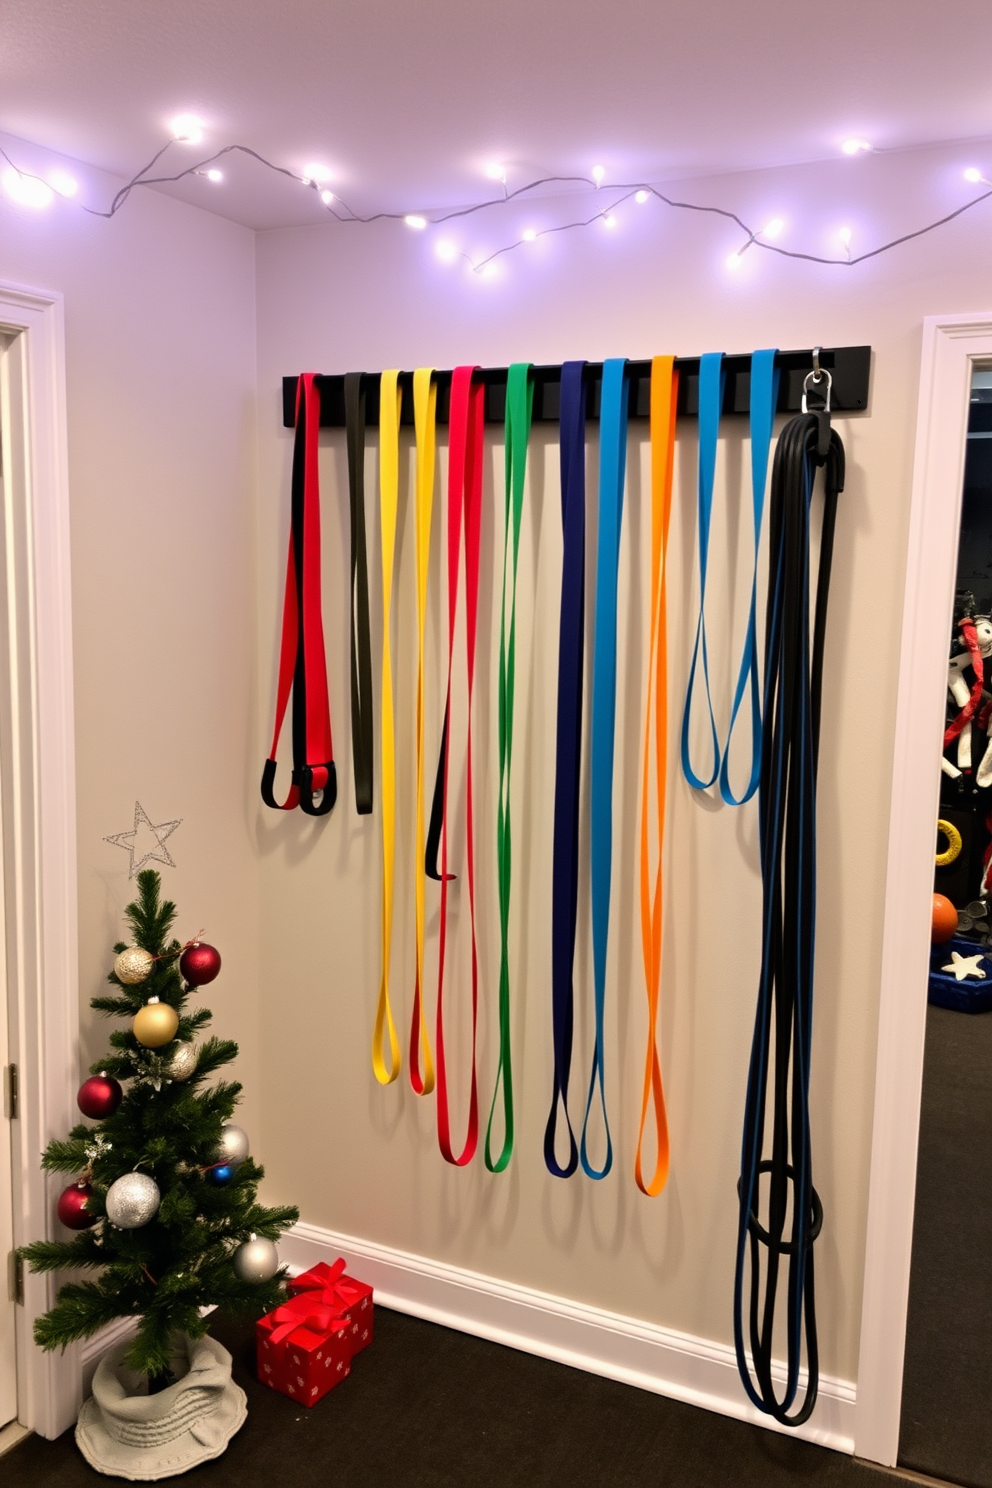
[941,950,987,981]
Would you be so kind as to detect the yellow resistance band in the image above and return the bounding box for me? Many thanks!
[410,368,437,1096]
[372,371,403,1085]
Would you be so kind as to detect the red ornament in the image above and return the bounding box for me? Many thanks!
[932,893,958,944]
[58,1183,96,1230]
[180,942,221,986]
[77,1073,123,1120]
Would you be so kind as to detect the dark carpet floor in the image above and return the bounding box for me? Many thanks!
[899,1003,992,1488]
[6,1309,911,1488]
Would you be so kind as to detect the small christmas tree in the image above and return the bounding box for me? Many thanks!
[21,870,297,1386]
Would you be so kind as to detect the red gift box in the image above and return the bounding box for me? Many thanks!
[287,1258,374,1355]
[256,1291,352,1407]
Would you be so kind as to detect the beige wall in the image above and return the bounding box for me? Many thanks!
[253,142,991,1385]
[0,140,264,1138]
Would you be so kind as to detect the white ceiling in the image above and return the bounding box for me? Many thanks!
[2,0,990,230]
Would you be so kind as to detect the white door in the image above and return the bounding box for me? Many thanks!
[0,398,16,1431]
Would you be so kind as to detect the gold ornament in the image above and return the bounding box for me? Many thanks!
[133,997,179,1048]
[165,1042,198,1082]
[114,946,154,985]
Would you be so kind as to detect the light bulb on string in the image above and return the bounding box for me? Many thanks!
[303,163,333,184]
[761,218,784,239]
[592,164,606,184]
[635,190,649,204]
[725,251,742,271]
[2,167,54,209]
[170,115,204,144]
[841,138,871,156]
[404,214,427,230]
[964,167,988,185]
[485,163,507,183]
[603,214,617,230]
[320,190,334,204]
[205,169,223,183]
[838,226,852,245]
[435,238,458,263]
[521,228,537,242]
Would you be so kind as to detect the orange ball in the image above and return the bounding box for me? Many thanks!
[931,893,959,944]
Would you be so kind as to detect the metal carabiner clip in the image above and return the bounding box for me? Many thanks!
[801,348,832,414]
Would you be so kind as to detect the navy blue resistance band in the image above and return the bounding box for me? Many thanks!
[544,362,587,1179]
[680,350,780,801]
[581,357,629,1181]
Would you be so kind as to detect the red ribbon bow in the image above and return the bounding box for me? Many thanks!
[268,1290,350,1348]
[292,1259,364,1310]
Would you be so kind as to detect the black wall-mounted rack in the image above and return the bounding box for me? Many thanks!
[281,346,871,429]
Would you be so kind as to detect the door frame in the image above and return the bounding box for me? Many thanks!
[0,281,80,1439]
[854,312,992,1465]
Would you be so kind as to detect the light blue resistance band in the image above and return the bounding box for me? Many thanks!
[581,357,628,1180]
[719,349,780,805]
[680,350,779,801]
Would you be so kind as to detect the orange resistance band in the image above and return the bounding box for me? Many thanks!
[635,355,678,1197]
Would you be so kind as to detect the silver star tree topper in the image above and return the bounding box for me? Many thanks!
[105,802,182,879]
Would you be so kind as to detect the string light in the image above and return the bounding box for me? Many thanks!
[603,214,617,229]
[722,215,784,268]
[838,225,852,261]
[435,238,458,262]
[2,166,53,209]
[170,115,204,144]
[205,168,223,183]
[841,138,872,155]
[303,163,333,184]
[485,163,507,182]
[2,132,990,280]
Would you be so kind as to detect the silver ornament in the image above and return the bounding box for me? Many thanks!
[105,1171,160,1229]
[213,1123,249,1168]
[165,1042,198,1082]
[232,1233,278,1283]
[114,946,154,985]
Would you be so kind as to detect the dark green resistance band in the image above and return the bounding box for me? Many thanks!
[485,363,533,1172]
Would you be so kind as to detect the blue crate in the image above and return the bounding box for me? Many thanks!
[928,934,992,1013]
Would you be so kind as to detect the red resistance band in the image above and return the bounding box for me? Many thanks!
[261,373,337,816]
[435,367,484,1166]
[944,617,984,749]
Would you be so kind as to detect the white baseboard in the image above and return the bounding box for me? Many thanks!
[283,1220,856,1454]
[0,1420,31,1458]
